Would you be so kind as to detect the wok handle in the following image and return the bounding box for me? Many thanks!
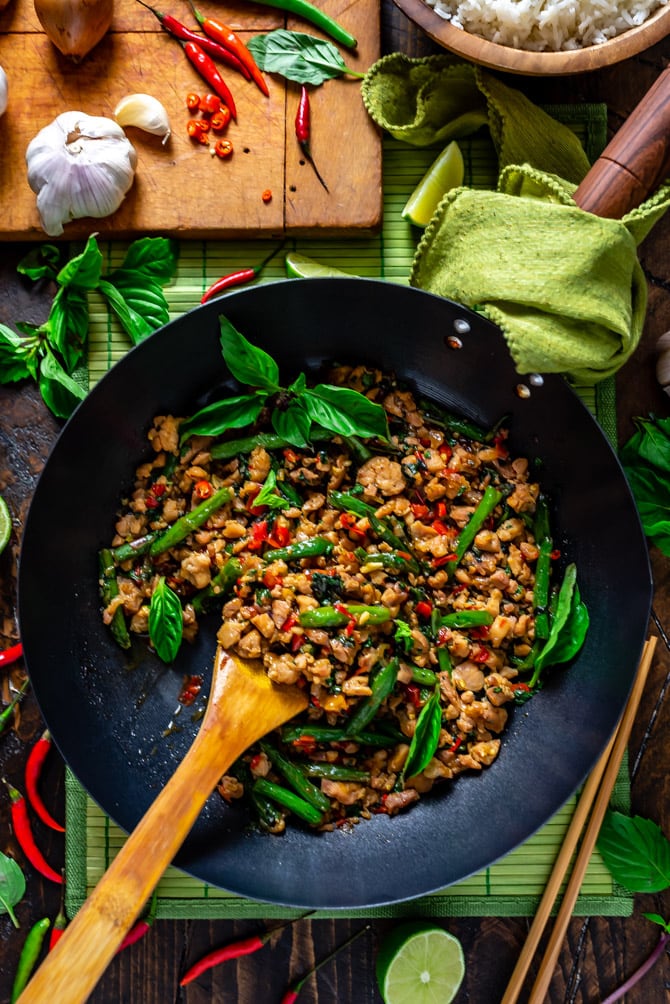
[573,64,670,218]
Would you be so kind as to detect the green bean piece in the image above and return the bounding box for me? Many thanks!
[10,917,50,1003]
[298,761,371,782]
[111,532,158,563]
[259,741,332,814]
[98,549,131,650]
[417,398,498,442]
[276,477,303,508]
[252,778,325,826]
[149,486,232,557]
[297,603,391,629]
[210,429,332,461]
[263,536,333,563]
[344,657,399,737]
[329,490,377,519]
[410,665,439,686]
[280,723,403,747]
[440,610,494,629]
[532,496,553,640]
[355,547,420,575]
[453,485,503,565]
[191,557,242,614]
[249,785,285,831]
[437,646,452,674]
[342,435,373,463]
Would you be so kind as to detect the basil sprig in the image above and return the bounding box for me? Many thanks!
[402,686,442,781]
[148,576,183,663]
[181,315,389,448]
[620,413,670,555]
[598,810,670,894]
[528,563,589,687]
[0,850,26,929]
[247,29,364,85]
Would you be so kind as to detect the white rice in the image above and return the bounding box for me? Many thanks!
[424,0,667,50]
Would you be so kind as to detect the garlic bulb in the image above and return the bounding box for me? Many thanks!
[34,0,114,61]
[26,111,137,236]
[114,93,171,145]
[0,67,7,118]
[656,332,670,396]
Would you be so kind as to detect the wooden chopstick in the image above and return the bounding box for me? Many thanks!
[502,636,657,1004]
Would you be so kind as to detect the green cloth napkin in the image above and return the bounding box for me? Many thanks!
[362,53,670,384]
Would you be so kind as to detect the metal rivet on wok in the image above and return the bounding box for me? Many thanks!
[516,383,531,399]
[447,335,463,349]
[529,373,544,386]
[453,318,471,334]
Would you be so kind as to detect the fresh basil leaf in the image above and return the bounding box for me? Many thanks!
[45,286,89,372]
[271,398,312,447]
[99,275,169,345]
[254,468,291,510]
[597,810,670,893]
[289,371,307,394]
[534,564,588,674]
[118,236,179,282]
[403,687,442,780]
[643,912,670,932]
[0,325,39,383]
[621,415,670,476]
[0,851,26,929]
[38,351,86,419]
[56,234,102,290]
[393,619,414,653]
[623,462,670,553]
[302,384,389,440]
[149,576,183,663]
[16,244,62,282]
[180,393,266,440]
[248,29,350,85]
[219,316,280,391]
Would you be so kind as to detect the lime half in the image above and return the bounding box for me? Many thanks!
[285,252,350,279]
[0,495,12,556]
[402,141,465,228]
[376,922,465,1004]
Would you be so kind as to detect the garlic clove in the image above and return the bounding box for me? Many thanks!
[114,93,171,145]
[656,332,670,396]
[0,66,7,118]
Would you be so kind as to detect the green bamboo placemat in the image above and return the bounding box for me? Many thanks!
[65,103,633,919]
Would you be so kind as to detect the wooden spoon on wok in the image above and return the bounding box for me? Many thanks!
[17,646,307,1004]
[17,65,670,1004]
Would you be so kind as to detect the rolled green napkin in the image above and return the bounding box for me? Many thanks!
[362,53,670,384]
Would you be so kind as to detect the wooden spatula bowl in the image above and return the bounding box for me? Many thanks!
[17,646,308,1004]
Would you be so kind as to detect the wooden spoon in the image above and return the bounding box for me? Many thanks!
[17,646,308,1004]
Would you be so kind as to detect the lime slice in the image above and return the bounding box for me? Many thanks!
[376,922,465,1004]
[0,495,12,556]
[285,252,350,279]
[401,141,465,228]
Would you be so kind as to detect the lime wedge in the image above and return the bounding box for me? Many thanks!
[0,495,12,556]
[285,252,350,279]
[376,922,465,1004]
[401,141,465,228]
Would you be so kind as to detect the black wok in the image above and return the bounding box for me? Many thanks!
[18,277,651,909]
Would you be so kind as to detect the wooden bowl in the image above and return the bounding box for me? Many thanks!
[392,0,670,74]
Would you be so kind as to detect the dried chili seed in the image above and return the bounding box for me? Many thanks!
[199,92,222,114]
[262,189,272,203]
[210,108,231,132]
[186,92,201,110]
[214,138,234,159]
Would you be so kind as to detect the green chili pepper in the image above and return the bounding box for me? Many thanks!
[281,723,403,747]
[263,537,333,563]
[11,917,50,1003]
[191,557,242,613]
[344,657,399,737]
[354,547,420,575]
[0,678,29,735]
[252,778,325,825]
[299,761,371,782]
[149,486,232,557]
[111,531,158,563]
[259,741,331,814]
[298,603,391,629]
[440,610,494,629]
[453,485,503,565]
[98,549,131,650]
[242,0,357,48]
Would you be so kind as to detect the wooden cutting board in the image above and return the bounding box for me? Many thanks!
[0,0,381,240]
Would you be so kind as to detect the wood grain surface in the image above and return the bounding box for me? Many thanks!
[2,7,670,1004]
[0,0,382,240]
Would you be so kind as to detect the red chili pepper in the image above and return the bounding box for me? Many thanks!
[49,885,67,950]
[187,119,209,144]
[432,553,457,568]
[189,2,269,96]
[280,926,370,1003]
[193,479,213,499]
[183,41,237,120]
[247,520,270,552]
[4,780,63,884]
[201,244,283,303]
[210,108,231,132]
[116,891,158,953]
[267,522,291,549]
[178,674,203,706]
[470,645,490,664]
[0,642,23,666]
[295,85,329,192]
[198,92,221,114]
[550,548,561,560]
[25,730,65,833]
[447,736,463,754]
[410,503,430,519]
[432,519,452,536]
[405,683,422,708]
[261,188,273,203]
[214,138,234,160]
[136,1,251,79]
[415,600,432,618]
[291,735,317,754]
[186,91,201,109]
[333,602,357,636]
[438,443,452,460]
[180,918,303,986]
[434,501,447,519]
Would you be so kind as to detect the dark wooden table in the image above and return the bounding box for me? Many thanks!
[2,6,670,1002]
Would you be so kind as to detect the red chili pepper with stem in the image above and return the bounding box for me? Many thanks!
[135,0,251,79]
[4,780,63,884]
[189,2,269,96]
[49,882,68,950]
[0,642,23,666]
[180,916,310,986]
[201,243,285,303]
[25,729,65,833]
[116,890,158,952]
[281,925,371,1003]
[182,41,237,120]
[295,85,329,192]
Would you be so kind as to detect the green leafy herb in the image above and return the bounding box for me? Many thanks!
[183,315,390,448]
[597,810,670,894]
[247,29,364,85]
[311,571,344,603]
[0,236,178,419]
[402,687,442,780]
[528,563,589,686]
[148,576,183,663]
[0,851,26,928]
[253,468,291,510]
[620,414,670,554]
[394,619,414,653]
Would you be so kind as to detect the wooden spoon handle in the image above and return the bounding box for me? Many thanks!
[574,64,670,217]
